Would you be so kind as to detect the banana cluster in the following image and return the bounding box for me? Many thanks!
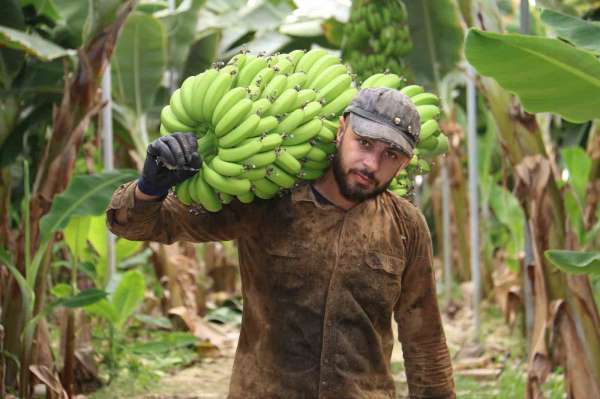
[341,0,412,82]
[160,49,357,212]
[379,83,448,198]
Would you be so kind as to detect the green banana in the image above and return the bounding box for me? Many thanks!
[203,162,251,196]
[241,150,277,169]
[400,85,424,98]
[237,56,268,87]
[298,168,324,180]
[374,73,403,89]
[309,64,348,90]
[249,98,272,116]
[275,148,302,175]
[295,48,328,73]
[275,109,305,135]
[316,74,352,103]
[252,178,280,199]
[189,69,218,121]
[410,92,439,106]
[287,49,305,68]
[319,87,358,118]
[283,119,322,146]
[197,131,217,158]
[302,159,330,170]
[316,124,335,142]
[250,116,278,137]
[160,124,170,136]
[218,192,234,205]
[219,113,261,148]
[416,105,441,122]
[305,145,328,162]
[170,88,197,127]
[301,101,323,123]
[192,171,223,212]
[282,142,312,159]
[273,57,294,75]
[237,190,255,204]
[214,98,253,137]
[218,137,263,162]
[240,167,267,180]
[259,133,283,151]
[161,105,195,132]
[294,89,317,109]
[211,155,245,177]
[202,67,236,122]
[266,164,296,189]
[416,135,438,151]
[265,88,298,117]
[286,72,307,90]
[305,54,339,87]
[180,75,197,119]
[175,179,193,206]
[419,119,440,142]
[360,73,384,88]
[261,74,287,100]
[212,87,248,126]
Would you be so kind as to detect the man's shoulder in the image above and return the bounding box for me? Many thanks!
[381,190,423,222]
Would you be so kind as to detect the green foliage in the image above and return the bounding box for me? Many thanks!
[39,170,138,243]
[0,25,74,62]
[465,29,600,123]
[155,0,207,71]
[111,12,167,115]
[489,185,525,272]
[404,0,464,86]
[541,8,600,54]
[544,250,600,276]
[0,0,25,88]
[86,270,146,330]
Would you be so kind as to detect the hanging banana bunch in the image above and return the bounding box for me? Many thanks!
[341,0,413,83]
[160,48,448,211]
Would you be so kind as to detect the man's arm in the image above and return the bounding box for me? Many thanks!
[394,210,455,398]
[107,180,265,244]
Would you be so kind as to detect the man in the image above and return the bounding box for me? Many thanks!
[107,88,455,398]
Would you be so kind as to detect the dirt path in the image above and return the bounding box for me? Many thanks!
[138,296,518,399]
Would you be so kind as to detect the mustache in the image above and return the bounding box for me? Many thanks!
[350,168,378,184]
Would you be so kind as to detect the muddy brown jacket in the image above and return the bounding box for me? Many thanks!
[107,181,455,399]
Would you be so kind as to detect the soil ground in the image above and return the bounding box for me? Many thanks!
[122,297,525,399]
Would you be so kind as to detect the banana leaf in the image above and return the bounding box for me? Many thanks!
[465,29,600,123]
[111,12,167,115]
[0,26,74,62]
[541,8,600,55]
[39,169,138,244]
[0,0,25,88]
[112,270,145,329]
[545,250,600,276]
[404,0,464,87]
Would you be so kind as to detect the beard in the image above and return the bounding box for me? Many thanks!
[332,151,394,202]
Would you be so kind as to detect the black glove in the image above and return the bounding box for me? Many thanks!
[137,132,202,197]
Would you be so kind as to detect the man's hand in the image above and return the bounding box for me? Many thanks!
[137,132,201,198]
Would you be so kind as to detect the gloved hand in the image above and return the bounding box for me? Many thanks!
[137,132,202,197]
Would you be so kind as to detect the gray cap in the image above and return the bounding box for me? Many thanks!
[343,88,420,157]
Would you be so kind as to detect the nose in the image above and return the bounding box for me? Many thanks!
[362,152,380,173]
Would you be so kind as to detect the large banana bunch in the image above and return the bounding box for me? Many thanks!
[341,0,412,83]
[360,73,449,199]
[160,49,357,212]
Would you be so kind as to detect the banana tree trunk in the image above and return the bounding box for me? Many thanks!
[584,121,599,234]
[481,77,600,398]
[2,2,136,395]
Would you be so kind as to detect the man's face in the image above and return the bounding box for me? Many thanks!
[332,117,411,202]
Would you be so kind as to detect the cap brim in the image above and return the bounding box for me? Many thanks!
[349,113,414,157]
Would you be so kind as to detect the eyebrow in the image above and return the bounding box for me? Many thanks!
[354,132,402,155]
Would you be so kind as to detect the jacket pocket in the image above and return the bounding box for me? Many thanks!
[364,251,405,276]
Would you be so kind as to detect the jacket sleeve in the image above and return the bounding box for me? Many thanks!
[106,180,266,244]
[394,209,455,399]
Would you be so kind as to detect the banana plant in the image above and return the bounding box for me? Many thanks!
[465,4,600,397]
[0,160,136,396]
